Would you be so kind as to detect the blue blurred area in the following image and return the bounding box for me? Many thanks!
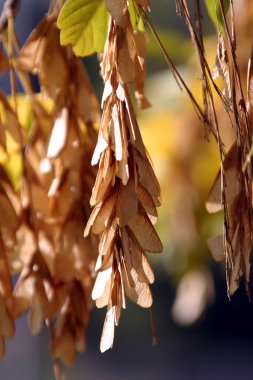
[1,1,253,380]
[0,0,49,93]
[0,0,102,95]
[2,273,253,379]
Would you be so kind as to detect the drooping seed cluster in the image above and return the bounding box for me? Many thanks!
[85,1,162,352]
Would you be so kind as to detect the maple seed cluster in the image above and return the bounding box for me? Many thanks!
[204,14,253,297]
[0,12,100,366]
[85,1,162,352]
[0,0,162,366]
[175,0,253,297]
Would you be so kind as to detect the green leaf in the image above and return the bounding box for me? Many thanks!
[204,0,230,31]
[128,0,145,31]
[57,0,109,57]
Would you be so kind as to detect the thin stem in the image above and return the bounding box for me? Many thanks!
[7,15,17,111]
[140,7,207,123]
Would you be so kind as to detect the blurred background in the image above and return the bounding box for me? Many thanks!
[1,0,253,379]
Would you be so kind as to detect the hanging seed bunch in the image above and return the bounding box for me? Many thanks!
[0,5,100,366]
[203,1,253,297]
[84,0,163,352]
[0,0,163,367]
[172,0,253,297]
[140,0,253,297]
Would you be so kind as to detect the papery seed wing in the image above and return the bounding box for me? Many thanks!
[0,337,5,359]
[135,150,161,199]
[0,294,15,338]
[0,92,22,145]
[124,268,153,308]
[125,95,146,156]
[117,33,136,84]
[213,31,231,103]
[128,213,163,253]
[206,143,240,213]
[75,60,101,123]
[135,0,150,10]
[106,0,128,27]
[137,184,158,224]
[121,227,135,288]
[91,149,115,206]
[91,132,108,166]
[112,104,123,161]
[47,108,68,158]
[247,43,253,110]
[92,192,117,234]
[242,213,252,284]
[57,330,76,367]
[134,30,151,109]
[96,277,112,308]
[92,267,113,300]
[100,306,115,353]
[99,219,117,257]
[0,192,19,230]
[206,235,224,262]
[116,179,138,227]
[0,244,12,296]
[17,14,56,73]
[28,297,43,336]
[130,237,155,283]
[0,51,9,75]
